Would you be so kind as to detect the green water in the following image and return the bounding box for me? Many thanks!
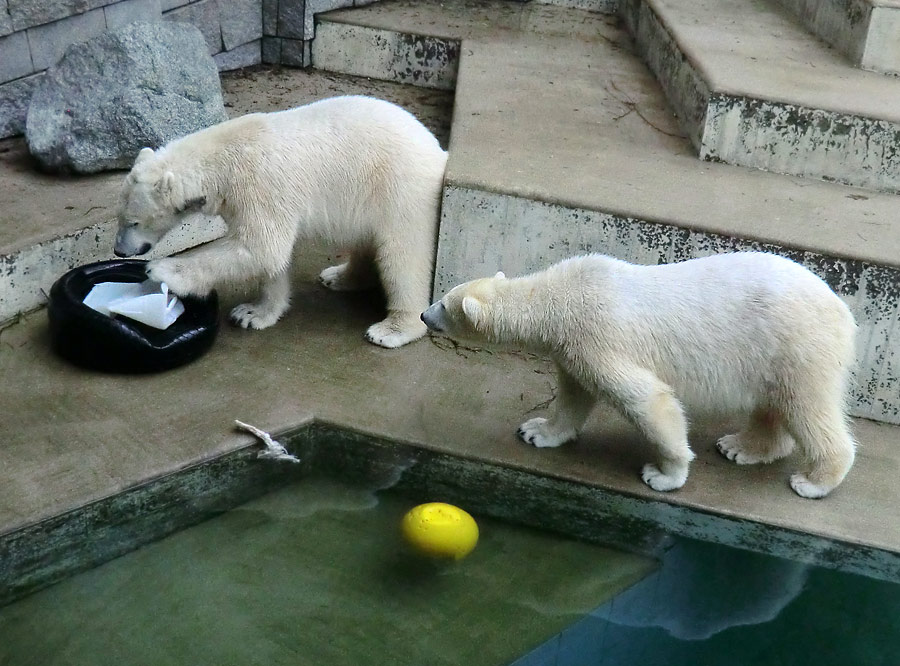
[513,537,900,666]
[0,479,655,666]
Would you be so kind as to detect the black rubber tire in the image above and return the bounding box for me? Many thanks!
[47,259,219,373]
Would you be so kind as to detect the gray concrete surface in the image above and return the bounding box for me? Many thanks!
[626,0,900,192]
[1,251,898,565]
[314,0,900,425]
[319,0,900,195]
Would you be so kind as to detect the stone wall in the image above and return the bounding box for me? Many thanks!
[0,0,385,139]
[0,0,264,139]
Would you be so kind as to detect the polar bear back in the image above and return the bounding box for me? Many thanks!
[155,96,448,245]
[567,252,855,414]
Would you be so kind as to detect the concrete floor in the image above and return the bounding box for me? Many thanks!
[1,247,899,558]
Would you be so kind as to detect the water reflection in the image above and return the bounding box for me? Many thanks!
[597,539,809,640]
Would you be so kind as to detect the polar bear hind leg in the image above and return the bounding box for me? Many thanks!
[717,409,795,465]
[784,395,856,499]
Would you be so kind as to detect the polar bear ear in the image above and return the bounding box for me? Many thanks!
[135,147,154,165]
[494,271,506,279]
[462,296,485,328]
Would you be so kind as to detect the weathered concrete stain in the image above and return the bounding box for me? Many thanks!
[703,95,900,194]
[437,186,900,425]
[311,22,460,90]
[628,0,900,188]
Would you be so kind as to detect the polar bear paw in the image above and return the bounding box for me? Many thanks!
[716,433,769,465]
[229,303,283,330]
[517,417,575,449]
[319,263,373,292]
[147,258,201,297]
[641,463,687,492]
[365,314,427,349]
[789,473,831,499]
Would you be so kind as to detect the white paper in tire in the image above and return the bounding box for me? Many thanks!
[83,280,185,330]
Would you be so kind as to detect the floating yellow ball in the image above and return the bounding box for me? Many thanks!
[401,502,479,560]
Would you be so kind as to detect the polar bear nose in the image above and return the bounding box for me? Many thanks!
[114,242,151,258]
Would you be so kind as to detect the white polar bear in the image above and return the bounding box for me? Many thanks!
[113,96,448,348]
[422,252,857,499]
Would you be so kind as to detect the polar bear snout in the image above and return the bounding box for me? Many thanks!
[421,302,447,332]
[113,241,151,258]
[114,226,154,257]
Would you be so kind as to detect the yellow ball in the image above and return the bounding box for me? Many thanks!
[401,502,479,560]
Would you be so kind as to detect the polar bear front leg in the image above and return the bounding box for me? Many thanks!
[319,250,378,292]
[364,240,429,349]
[518,366,595,448]
[230,269,291,330]
[603,369,694,492]
[147,237,261,298]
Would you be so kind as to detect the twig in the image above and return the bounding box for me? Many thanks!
[234,420,300,463]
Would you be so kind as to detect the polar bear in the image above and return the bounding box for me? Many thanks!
[422,252,857,498]
[113,96,448,348]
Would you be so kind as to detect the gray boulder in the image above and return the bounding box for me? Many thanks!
[26,21,227,174]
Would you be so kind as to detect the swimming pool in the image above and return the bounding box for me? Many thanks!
[1,423,897,664]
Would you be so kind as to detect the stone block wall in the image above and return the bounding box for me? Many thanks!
[0,0,382,139]
[0,0,264,139]
[261,0,358,67]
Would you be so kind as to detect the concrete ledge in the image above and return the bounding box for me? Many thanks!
[4,420,899,611]
[775,0,900,75]
[309,0,900,424]
[0,213,227,324]
[625,0,900,192]
[437,186,900,424]
[312,21,459,89]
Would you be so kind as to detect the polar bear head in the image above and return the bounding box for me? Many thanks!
[114,147,208,257]
[421,271,507,343]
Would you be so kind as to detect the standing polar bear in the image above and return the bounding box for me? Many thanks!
[422,252,857,498]
[114,96,447,348]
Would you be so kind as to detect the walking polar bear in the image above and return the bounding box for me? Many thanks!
[422,252,857,498]
[114,96,447,348]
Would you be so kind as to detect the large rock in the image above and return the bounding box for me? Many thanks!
[26,21,227,174]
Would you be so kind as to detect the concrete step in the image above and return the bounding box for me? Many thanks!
[312,0,900,426]
[623,0,900,193]
[774,0,900,75]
